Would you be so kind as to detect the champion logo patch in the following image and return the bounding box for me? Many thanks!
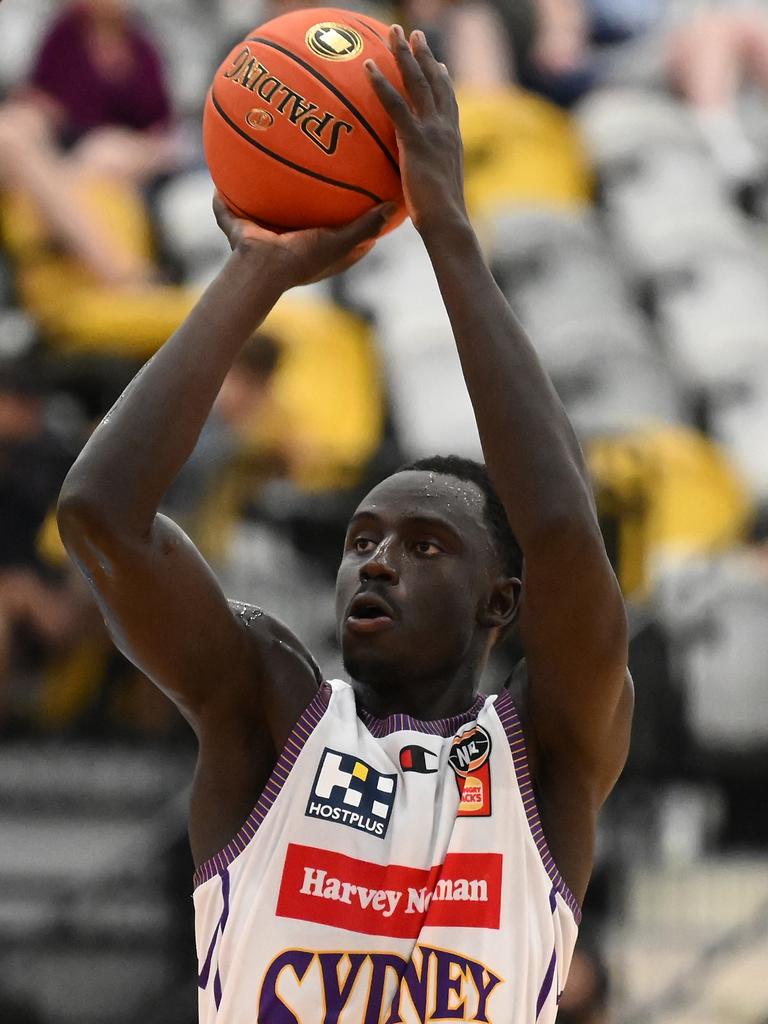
[306,748,397,839]
[399,744,439,774]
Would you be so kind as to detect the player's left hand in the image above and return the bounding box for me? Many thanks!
[365,26,468,237]
[213,193,395,285]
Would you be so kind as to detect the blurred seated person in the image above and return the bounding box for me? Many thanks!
[396,0,664,106]
[0,0,176,289]
[666,5,768,189]
[0,1,196,356]
[396,0,597,105]
[0,354,90,731]
[167,299,386,571]
[163,329,286,560]
[391,3,594,221]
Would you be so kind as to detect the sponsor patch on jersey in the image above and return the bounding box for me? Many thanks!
[277,842,503,937]
[399,744,439,774]
[306,748,397,838]
[449,724,493,817]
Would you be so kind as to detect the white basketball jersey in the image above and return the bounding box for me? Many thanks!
[194,679,580,1023]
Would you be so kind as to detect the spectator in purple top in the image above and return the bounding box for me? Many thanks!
[0,0,177,287]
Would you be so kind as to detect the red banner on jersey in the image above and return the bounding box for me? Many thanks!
[276,844,502,938]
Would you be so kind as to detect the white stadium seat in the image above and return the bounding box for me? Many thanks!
[601,146,749,277]
[656,249,768,389]
[556,350,683,437]
[576,88,699,167]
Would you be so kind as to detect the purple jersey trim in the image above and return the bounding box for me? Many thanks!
[192,682,332,890]
[198,867,230,1007]
[358,692,487,738]
[536,946,557,1019]
[493,689,583,923]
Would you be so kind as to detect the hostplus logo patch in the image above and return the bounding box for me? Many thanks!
[306,748,396,839]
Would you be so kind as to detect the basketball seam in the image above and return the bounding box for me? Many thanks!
[210,90,385,204]
[246,35,400,174]
[218,192,290,232]
[352,17,386,44]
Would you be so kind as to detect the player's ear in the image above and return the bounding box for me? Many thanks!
[478,577,521,631]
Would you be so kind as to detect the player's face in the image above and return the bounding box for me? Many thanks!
[335,471,502,688]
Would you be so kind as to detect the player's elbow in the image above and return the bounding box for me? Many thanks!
[57,485,116,563]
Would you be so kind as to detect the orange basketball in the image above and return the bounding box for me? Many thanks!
[204,7,406,232]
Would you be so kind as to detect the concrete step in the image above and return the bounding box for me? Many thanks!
[0,888,172,946]
[0,813,169,885]
[0,742,192,812]
[2,946,175,1024]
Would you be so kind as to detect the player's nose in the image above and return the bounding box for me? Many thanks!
[359,540,399,584]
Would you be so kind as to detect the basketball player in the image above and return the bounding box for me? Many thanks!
[58,26,632,1024]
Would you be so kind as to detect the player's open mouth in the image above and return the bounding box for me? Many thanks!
[346,594,396,634]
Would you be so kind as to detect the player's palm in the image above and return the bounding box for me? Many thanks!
[213,193,389,285]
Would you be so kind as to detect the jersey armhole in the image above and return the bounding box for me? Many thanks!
[193,681,332,890]
[493,689,583,924]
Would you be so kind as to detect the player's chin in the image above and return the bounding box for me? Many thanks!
[341,626,404,683]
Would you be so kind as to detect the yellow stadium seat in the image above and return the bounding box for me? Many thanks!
[257,297,385,492]
[588,426,753,599]
[457,88,594,221]
[1,181,197,358]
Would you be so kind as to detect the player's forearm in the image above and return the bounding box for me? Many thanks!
[59,249,286,537]
[422,217,596,547]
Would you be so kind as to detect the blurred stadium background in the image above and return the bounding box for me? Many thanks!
[1,0,768,1021]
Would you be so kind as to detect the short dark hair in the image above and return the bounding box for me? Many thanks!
[396,455,523,577]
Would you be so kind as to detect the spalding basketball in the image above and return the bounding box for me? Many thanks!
[204,7,406,232]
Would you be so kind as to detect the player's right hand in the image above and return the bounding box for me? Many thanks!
[212,193,397,286]
[365,26,468,239]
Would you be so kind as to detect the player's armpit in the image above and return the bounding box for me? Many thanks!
[223,599,324,750]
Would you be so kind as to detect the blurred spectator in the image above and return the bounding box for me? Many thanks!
[517,0,597,107]
[666,7,768,187]
[0,0,197,360]
[397,0,599,105]
[0,354,85,730]
[164,329,285,559]
[0,0,176,287]
[169,300,387,573]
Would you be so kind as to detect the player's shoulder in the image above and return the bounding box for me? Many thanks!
[227,599,324,688]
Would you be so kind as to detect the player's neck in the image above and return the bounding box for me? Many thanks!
[351,668,480,722]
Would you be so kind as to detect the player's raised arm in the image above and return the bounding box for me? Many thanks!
[367,27,632,895]
[57,199,394,732]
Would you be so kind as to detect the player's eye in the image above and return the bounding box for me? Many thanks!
[352,537,376,554]
[414,540,441,556]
